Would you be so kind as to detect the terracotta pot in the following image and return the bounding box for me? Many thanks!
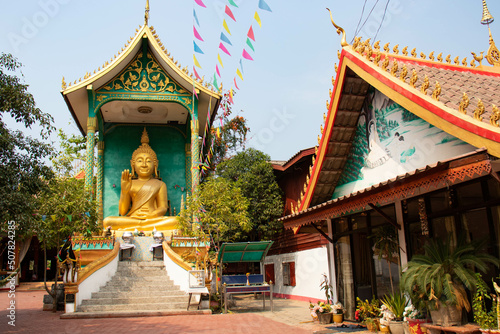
[366,319,380,332]
[318,312,333,324]
[333,313,343,324]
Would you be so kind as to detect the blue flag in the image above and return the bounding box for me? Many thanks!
[193,9,200,26]
[194,41,204,54]
[220,32,232,46]
[258,0,272,12]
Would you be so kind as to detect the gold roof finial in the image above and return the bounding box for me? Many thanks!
[145,0,150,26]
[327,8,348,47]
[481,0,494,25]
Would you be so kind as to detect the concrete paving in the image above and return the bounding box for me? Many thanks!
[0,287,371,334]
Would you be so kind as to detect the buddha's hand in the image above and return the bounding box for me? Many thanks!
[121,169,132,194]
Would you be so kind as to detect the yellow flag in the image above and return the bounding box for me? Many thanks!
[254,11,262,27]
[218,54,224,68]
[217,127,221,138]
[223,19,231,35]
[193,54,202,69]
[236,68,244,81]
[230,88,233,100]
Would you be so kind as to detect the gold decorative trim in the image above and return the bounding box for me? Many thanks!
[163,241,192,271]
[77,241,119,284]
[87,116,97,132]
[97,141,105,153]
[327,8,348,47]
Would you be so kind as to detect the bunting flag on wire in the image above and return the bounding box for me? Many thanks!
[242,49,253,61]
[239,59,244,74]
[223,19,232,35]
[254,11,262,27]
[220,32,232,46]
[234,77,240,90]
[236,68,244,81]
[193,54,202,68]
[225,5,236,21]
[193,41,204,54]
[193,9,200,26]
[193,66,201,79]
[228,0,238,7]
[193,26,204,41]
[258,0,272,11]
[247,26,255,41]
[216,64,221,78]
[219,42,231,56]
[246,38,255,51]
[194,0,206,8]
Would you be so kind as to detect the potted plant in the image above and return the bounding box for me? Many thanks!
[332,302,344,323]
[310,301,333,324]
[474,274,499,334]
[401,235,499,327]
[356,297,381,332]
[403,303,429,334]
[381,292,409,334]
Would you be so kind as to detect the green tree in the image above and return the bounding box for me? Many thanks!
[0,53,54,235]
[177,177,251,249]
[36,176,98,311]
[216,148,283,241]
[51,129,86,178]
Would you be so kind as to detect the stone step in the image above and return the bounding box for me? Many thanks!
[81,295,188,306]
[104,276,172,283]
[118,261,165,268]
[61,309,211,319]
[91,289,184,299]
[113,270,169,277]
[78,302,188,312]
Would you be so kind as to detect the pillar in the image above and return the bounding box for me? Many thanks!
[96,141,104,227]
[84,116,97,191]
[190,119,200,193]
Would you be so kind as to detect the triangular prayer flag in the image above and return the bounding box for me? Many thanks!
[213,74,220,92]
[220,32,232,46]
[254,11,262,27]
[239,59,244,74]
[216,64,221,78]
[236,68,244,81]
[234,77,240,89]
[225,5,236,21]
[193,26,204,41]
[223,19,231,35]
[193,9,200,26]
[51,215,56,221]
[67,215,72,222]
[247,26,255,41]
[193,66,201,80]
[217,127,221,138]
[246,38,255,52]
[228,0,238,7]
[218,54,224,68]
[193,54,202,68]
[193,41,204,54]
[219,42,231,56]
[258,0,272,12]
[194,0,206,8]
[242,49,254,61]
[193,86,199,99]
[229,89,234,104]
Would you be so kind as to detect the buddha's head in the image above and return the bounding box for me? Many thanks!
[131,128,159,178]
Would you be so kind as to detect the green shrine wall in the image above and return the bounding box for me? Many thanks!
[102,124,188,220]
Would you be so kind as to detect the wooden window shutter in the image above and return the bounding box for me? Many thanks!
[265,263,275,283]
[289,262,296,286]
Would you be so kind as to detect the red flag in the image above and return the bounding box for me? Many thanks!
[219,42,231,56]
[234,77,240,90]
[247,26,255,41]
[242,49,254,61]
[216,64,221,78]
[193,66,201,80]
[193,86,198,99]
[225,5,236,21]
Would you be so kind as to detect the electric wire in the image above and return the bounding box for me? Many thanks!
[352,0,369,43]
[372,0,391,45]
[355,0,381,41]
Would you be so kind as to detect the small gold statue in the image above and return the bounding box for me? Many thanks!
[103,128,177,233]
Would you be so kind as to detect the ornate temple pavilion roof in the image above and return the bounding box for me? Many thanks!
[61,23,221,136]
[282,12,500,229]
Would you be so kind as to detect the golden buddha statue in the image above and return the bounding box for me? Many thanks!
[103,129,178,233]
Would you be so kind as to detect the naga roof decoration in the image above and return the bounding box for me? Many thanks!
[293,9,500,215]
[61,23,221,136]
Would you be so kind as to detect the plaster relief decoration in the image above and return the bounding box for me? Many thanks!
[333,88,475,199]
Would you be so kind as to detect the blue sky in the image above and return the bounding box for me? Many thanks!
[1,0,499,161]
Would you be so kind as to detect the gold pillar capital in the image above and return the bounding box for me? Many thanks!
[87,116,97,132]
[97,141,105,154]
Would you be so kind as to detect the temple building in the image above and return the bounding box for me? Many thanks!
[60,6,221,232]
[278,3,500,318]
